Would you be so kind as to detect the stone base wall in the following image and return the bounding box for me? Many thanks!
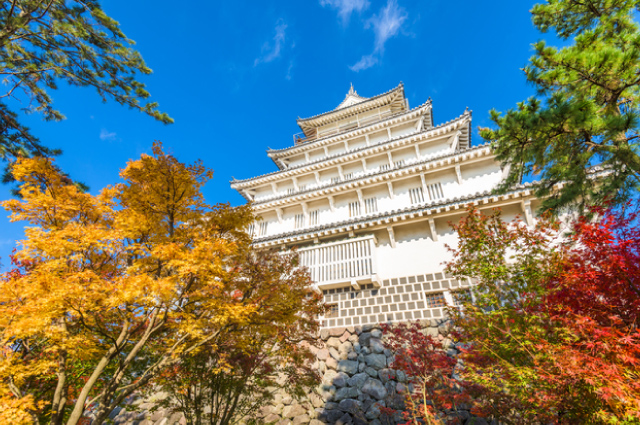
[108,320,485,425]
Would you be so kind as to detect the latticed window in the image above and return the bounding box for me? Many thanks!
[394,160,405,168]
[298,184,307,191]
[331,177,341,184]
[247,224,255,236]
[326,304,339,318]
[259,221,269,236]
[309,210,319,226]
[425,292,446,308]
[365,197,378,214]
[380,164,391,172]
[343,172,354,180]
[452,290,471,306]
[294,213,305,229]
[426,182,444,201]
[349,201,361,217]
[409,187,425,204]
[286,188,295,195]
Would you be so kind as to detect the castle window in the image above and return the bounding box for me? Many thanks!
[326,304,339,318]
[247,223,255,236]
[286,188,295,195]
[349,201,361,217]
[365,197,378,214]
[331,177,341,184]
[394,160,405,168]
[425,292,446,308]
[294,213,305,229]
[309,210,319,226]
[343,172,354,180]
[380,164,391,172]
[409,187,425,204]
[426,182,444,201]
[258,221,269,236]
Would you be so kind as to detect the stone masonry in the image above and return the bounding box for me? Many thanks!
[106,320,488,425]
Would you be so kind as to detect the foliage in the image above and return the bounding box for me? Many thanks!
[380,322,470,425]
[0,143,323,425]
[481,0,640,211]
[446,206,640,424]
[154,249,321,425]
[0,0,172,179]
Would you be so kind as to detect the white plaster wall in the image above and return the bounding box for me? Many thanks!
[342,161,364,176]
[287,154,306,167]
[461,159,502,193]
[369,130,388,145]
[365,154,390,171]
[347,136,367,150]
[390,147,417,164]
[327,143,346,156]
[390,122,416,139]
[417,138,451,159]
[308,149,325,162]
[296,174,317,190]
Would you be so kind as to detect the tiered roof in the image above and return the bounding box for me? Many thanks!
[296,83,408,139]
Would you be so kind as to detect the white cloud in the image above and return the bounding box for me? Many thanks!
[286,61,294,80]
[350,0,408,72]
[99,128,117,141]
[320,0,370,25]
[349,54,378,72]
[254,20,287,66]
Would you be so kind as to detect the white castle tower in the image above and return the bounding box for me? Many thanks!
[231,83,538,329]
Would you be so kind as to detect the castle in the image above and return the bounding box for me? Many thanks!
[231,83,538,330]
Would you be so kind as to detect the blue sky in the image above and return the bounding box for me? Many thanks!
[1,0,553,268]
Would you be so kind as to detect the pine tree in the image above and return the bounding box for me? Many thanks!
[0,1,172,179]
[482,0,640,211]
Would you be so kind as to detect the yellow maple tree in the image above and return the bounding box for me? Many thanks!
[0,143,322,425]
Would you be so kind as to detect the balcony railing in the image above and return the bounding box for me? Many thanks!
[296,235,378,290]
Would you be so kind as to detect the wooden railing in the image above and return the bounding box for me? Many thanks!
[296,235,377,288]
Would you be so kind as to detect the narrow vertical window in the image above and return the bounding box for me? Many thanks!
[294,213,305,229]
[426,182,444,201]
[309,210,319,226]
[409,187,425,204]
[259,221,269,236]
[349,201,361,217]
[365,197,378,214]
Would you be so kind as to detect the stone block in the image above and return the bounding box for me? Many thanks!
[326,357,338,370]
[346,372,368,388]
[264,413,281,423]
[282,404,307,419]
[362,379,387,400]
[333,372,349,388]
[378,368,395,383]
[326,337,341,349]
[309,420,325,425]
[364,353,386,369]
[334,386,358,401]
[329,327,347,337]
[320,329,330,340]
[336,360,358,375]
[338,398,361,412]
[358,332,372,347]
[371,329,382,338]
[292,414,311,425]
[339,331,352,343]
[329,347,341,360]
[316,348,329,360]
[347,351,358,360]
[336,412,352,425]
[364,366,378,377]
[370,338,385,354]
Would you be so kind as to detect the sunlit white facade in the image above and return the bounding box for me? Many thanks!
[231,84,538,329]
